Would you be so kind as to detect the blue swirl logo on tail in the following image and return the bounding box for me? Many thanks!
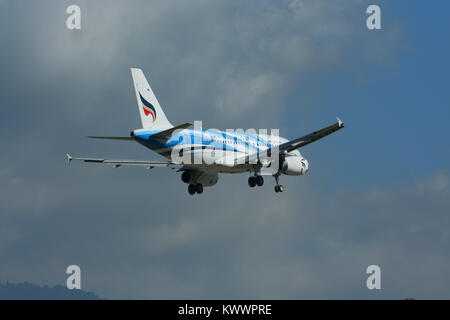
[140,93,156,121]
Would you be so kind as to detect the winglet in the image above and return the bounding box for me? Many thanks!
[337,117,344,128]
[66,153,73,164]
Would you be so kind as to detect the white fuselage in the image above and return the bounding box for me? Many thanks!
[134,128,309,175]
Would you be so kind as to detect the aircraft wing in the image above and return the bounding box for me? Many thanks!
[278,117,344,152]
[66,153,181,169]
[235,118,344,165]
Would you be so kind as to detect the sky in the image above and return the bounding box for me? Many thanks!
[0,0,449,299]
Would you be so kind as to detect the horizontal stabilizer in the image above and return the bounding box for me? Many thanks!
[151,122,192,140]
[87,136,134,141]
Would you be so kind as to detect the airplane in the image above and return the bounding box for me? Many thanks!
[66,68,344,195]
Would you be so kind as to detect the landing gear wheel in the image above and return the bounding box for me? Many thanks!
[196,184,203,194]
[248,176,256,187]
[188,184,196,195]
[256,176,264,186]
[274,185,284,193]
[181,171,191,183]
[273,173,284,193]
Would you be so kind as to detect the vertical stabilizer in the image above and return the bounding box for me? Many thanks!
[130,68,173,130]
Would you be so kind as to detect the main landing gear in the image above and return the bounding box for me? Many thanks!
[188,183,203,195]
[248,175,264,187]
[273,173,285,193]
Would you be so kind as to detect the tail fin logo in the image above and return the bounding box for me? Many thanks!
[139,92,156,121]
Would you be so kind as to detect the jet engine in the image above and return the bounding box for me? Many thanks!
[280,156,309,176]
[181,171,218,187]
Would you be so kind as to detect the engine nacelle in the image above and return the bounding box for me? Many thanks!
[280,156,308,176]
[181,171,218,187]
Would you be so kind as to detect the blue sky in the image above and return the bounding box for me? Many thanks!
[281,1,450,192]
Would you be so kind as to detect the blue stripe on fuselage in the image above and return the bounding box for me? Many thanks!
[134,129,270,158]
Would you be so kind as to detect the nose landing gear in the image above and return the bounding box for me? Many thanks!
[273,173,284,193]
